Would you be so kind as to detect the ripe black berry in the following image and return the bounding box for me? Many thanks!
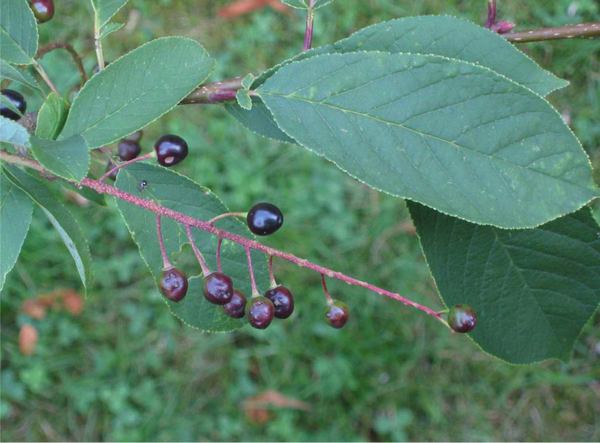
[246,203,283,236]
[123,130,143,143]
[265,285,294,319]
[29,0,54,23]
[203,272,233,305]
[1,89,27,121]
[154,135,188,167]
[325,300,349,329]
[223,290,247,318]
[247,296,275,329]
[447,304,477,333]
[118,140,141,161]
[160,268,188,302]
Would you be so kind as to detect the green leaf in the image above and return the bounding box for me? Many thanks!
[91,0,128,28]
[36,92,69,139]
[409,202,600,364]
[60,37,215,148]
[3,166,92,291]
[241,73,255,90]
[0,172,33,290]
[0,59,39,90]
[0,0,38,65]
[258,52,597,229]
[31,135,89,181]
[226,99,295,143]
[282,0,334,9]
[114,163,269,331]
[0,116,30,147]
[235,89,252,110]
[99,21,124,39]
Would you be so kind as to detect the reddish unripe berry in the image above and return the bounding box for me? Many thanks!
[223,290,247,318]
[447,304,477,333]
[325,300,349,329]
[265,285,294,319]
[160,268,188,302]
[247,296,275,329]
[203,272,234,305]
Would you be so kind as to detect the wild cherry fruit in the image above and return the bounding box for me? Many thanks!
[30,0,54,23]
[247,296,275,329]
[203,272,233,305]
[154,135,188,167]
[118,140,141,161]
[1,89,27,121]
[447,304,477,333]
[246,203,283,236]
[325,300,349,329]
[123,130,143,143]
[265,285,294,319]
[160,268,188,302]
[223,290,247,318]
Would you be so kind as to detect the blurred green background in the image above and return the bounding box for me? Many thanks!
[2,0,599,441]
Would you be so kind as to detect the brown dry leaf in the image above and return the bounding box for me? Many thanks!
[19,324,38,356]
[218,0,290,19]
[243,390,310,423]
[21,299,47,320]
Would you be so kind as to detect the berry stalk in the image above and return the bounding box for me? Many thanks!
[155,215,172,269]
[184,225,211,276]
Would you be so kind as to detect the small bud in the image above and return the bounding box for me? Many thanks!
[491,21,516,34]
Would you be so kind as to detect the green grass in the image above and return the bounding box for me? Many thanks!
[2,0,599,441]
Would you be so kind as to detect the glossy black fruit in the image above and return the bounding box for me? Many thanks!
[247,296,275,329]
[447,304,477,333]
[160,268,188,302]
[203,272,233,305]
[30,0,54,23]
[123,130,143,143]
[1,89,27,121]
[246,202,283,236]
[325,300,349,329]
[265,285,294,319]
[154,134,188,167]
[223,290,247,318]
[118,140,141,161]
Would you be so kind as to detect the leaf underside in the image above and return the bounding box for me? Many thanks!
[409,202,600,364]
[0,116,30,147]
[115,163,269,331]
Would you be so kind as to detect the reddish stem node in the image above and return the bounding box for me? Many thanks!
[184,225,211,276]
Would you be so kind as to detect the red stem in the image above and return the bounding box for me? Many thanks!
[268,255,277,287]
[99,152,154,182]
[156,215,171,269]
[217,237,223,273]
[245,246,260,297]
[303,1,315,51]
[321,273,333,305]
[184,224,211,276]
[485,0,497,28]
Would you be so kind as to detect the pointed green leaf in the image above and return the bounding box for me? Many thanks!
[235,89,252,110]
[31,135,89,181]
[0,59,39,90]
[258,52,597,229]
[60,37,215,148]
[114,163,269,331]
[0,172,33,290]
[3,166,92,291]
[91,0,129,28]
[409,202,600,364]
[0,116,30,147]
[226,99,295,143]
[36,92,69,139]
[0,0,38,65]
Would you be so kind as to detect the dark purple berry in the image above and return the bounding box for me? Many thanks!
[1,89,27,121]
[325,300,349,329]
[247,296,275,329]
[154,134,188,167]
[123,130,143,143]
[223,290,247,318]
[29,0,54,23]
[447,304,477,333]
[118,140,141,161]
[105,160,118,181]
[265,285,294,319]
[203,272,233,305]
[160,267,188,302]
[246,202,283,236]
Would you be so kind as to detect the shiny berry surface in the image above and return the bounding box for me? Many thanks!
[154,134,188,167]
[447,304,477,333]
[1,89,27,121]
[30,0,54,23]
[265,285,294,319]
[247,296,275,329]
[118,140,141,161]
[203,272,233,305]
[160,268,188,302]
[246,202,283,236]
[223,290,247,318]
[325,300,349,329]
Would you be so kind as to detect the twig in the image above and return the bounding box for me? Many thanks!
[505,22,600,42]
[36,43,88,86]
[485,0,496,29]
[303,0,316,51]
[32,61,59,95]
